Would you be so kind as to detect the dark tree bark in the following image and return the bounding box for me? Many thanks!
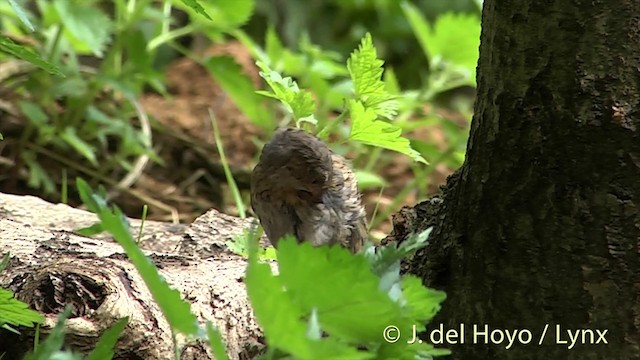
[402,1,640,359]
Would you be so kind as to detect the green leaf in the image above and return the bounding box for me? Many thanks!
[18,101,48,126]
[348,100,427,163]
[23,152,56,194]
[355,170,388,190]
[53,76,88,98]
[179,0,212,20]
[0,253,9,273]
[383,67,401,95]
[347,33,398,120]
[402,2,480,78]
[204,56,271,129]
[246,250,309,355]
[0,288,44,328]
[76,179,200,336]
[246,237,369,359]
[86,317,128,360]
[52,0,113,57]
[178,0,254,30]
[265,26,284,66]
[24,307,72,360]
[401,276,446,325]
[60,127,98,166]
[277,238,406,343]
[256,61,316,123]
[365,228,431,293]
[207,322,230,360]
[74,223,105,237]
[8,0,35,31]
[0,35,64,76]
[401,2,432,61]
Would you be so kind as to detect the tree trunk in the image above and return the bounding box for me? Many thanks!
[0,193,268,359]
[402,1,640,359]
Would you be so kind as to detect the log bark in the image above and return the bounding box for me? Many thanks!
[390,1,640,359]
[0,192,269,359]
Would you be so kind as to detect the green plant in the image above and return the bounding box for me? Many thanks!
[73,178,447,359]
[246,232,449,359]
[0,255,45,338]
[239,31,435,232]
[19,306,128,360]
[0,0,255,200]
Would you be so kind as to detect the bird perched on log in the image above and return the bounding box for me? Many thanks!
[250,127,367,253]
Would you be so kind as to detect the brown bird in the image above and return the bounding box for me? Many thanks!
[251,127,367,253]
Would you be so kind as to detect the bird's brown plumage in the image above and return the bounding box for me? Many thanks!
[250,128,367,253]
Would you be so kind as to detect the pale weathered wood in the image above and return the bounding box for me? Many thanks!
[0,192,270,359]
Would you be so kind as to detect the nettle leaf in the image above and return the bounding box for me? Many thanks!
[348,100,427,164]
[0,288,44,328]
[249,237,447,359]
[347,33,398,120]
[245,239,366,359]
[401,275,446,326]
[52,0,113,57]
[256,61,316,123]
[276,239,407,343]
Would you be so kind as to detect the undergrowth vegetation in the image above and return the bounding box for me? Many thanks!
[0,0,478,237]
[0,0,480,358]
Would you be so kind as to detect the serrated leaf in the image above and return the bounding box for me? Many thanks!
[204,56,271,129]
[277,238,406,343]
[246,237,374,359]
[348,100,427,163]
[347,33,398,120]
[256,61,316,121]
[0,35,64,76]
[401,275,446,325]
[53,0,112,57]
[0,288,44,328]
